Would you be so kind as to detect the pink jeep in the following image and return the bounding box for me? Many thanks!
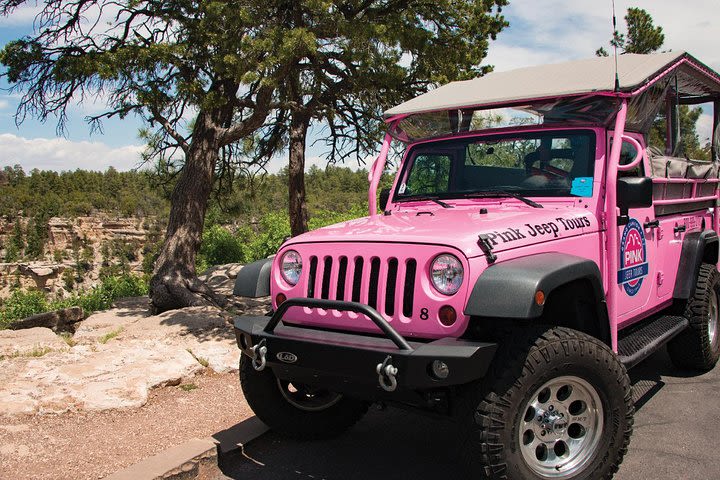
[233,51,720,479]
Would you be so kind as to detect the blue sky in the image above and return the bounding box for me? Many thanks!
[0,0,718,172]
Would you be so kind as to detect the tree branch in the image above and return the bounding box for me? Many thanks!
[150,106,190,153]
[218,85,273,145]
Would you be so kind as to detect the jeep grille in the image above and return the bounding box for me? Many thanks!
[307,255,418,319]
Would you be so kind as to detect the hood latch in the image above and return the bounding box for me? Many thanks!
[477,234,497,264]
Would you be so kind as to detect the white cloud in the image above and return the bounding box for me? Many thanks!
[485,0,720,73]
[624,0,720,70]
[0,100,9,110]
[0,134,369,174]
[0,134,145,171]
[0,4,42,27]
[697,111,713,144]
[484,44,560,72]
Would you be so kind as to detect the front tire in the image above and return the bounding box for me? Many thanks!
[239,355,369,439]
[459,327,633,479]
[667,263,720,371]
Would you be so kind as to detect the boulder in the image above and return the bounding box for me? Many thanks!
[9,311,59,330]
[29,266,54,277]
[206,270,231,288]
[57,306,84,325]
[225,264,243,279]
[17,263,64,290]
[227,296,272,316]
[198,265,226,282]
[9,307,85,333]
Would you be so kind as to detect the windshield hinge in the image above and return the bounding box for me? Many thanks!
[477,234,497,264]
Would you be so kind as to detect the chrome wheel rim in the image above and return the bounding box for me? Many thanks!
[709,290,719,349]
[276,379,343,412]
[518,376,604,478]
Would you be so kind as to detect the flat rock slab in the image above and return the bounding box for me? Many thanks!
[0,327,68,357]
[0,341,203,414]
[73,299,151,344]
[0,301,244,415]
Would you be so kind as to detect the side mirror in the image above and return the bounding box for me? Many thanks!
[617,177,653,213]
[379,188,391,211]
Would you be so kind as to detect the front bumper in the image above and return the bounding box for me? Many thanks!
[233,298,497,395]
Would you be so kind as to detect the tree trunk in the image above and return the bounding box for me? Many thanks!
[149,114,228,314]
[288,112,310,237]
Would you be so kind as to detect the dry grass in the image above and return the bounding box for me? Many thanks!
[186,348,210,368]
[98,327,123,344]
[0,346,53,361]
[59,332,76,347]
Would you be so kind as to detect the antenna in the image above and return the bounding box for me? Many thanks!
[612,0,620,91]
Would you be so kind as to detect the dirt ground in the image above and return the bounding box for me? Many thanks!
[0,371,253,480]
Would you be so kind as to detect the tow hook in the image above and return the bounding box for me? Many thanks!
[250,339,267,372]
[376,355,398,392]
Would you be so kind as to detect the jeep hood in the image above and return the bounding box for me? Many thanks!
[287,205,598,258]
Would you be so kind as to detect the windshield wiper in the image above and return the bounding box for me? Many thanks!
[459,190,543,208]
[395,195,454,209]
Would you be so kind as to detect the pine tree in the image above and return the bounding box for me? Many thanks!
[596,7,708,159]
[24,218,45,260]
[1,0,509,311]
[7,221,25,261]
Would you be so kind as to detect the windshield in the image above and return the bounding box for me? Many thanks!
[395,130,596,200]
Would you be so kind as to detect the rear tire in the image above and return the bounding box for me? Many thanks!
[458,326,633,479]
[239,355,369,439]
[667,263,720,371]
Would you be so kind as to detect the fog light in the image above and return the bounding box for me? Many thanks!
[276,293,287,306]
[438,305,457,326]
[431,360,450,379]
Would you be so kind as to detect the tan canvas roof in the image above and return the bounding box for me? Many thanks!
[385,51,720,117]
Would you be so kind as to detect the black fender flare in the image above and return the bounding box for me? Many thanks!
[464,252,606,319]
[233,257,273,297]
[673,229,719,300]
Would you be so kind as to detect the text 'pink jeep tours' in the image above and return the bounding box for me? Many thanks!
[233,52,720,479]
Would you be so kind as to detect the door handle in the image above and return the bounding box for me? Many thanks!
[643,220,660,229]
[674,225,686,234]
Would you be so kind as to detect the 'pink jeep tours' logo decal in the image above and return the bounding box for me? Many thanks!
[617,218,649,296]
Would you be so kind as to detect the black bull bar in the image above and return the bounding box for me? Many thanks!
[233,298,497,393]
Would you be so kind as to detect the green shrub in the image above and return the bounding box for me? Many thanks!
[4,242,20,262]
[0,274,149,330]
[240,211,291,263]
[100,273,149,299]
[141,233,164,275]
[62,268,75,291]
[198,224,245,269]
[57,273,149,312]
[0,290,49,329]
[198,205,367,268]
[308,203,366,230]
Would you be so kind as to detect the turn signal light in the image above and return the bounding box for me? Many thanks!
[276,293,287,306]
[438,305,457,326]
[535,290,546,306]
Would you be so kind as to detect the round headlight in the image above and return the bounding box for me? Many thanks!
[430,254,464,295]
[280,250,302,285]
